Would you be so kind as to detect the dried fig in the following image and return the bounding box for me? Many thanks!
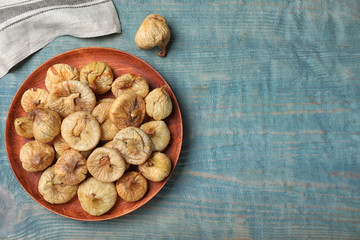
[116,171,147,202]
[45,63,79,91]
[135,14,171,57]
[21,88,48,112]
[14,116,33,138]
[38,166,78,204]
[80,61,113,94]
[140,120,170,151]
[61,111,101,151]
[111,73,149,98]
[54,149,87,185]
[87,147,126,182]
[144,86,172,120]
[19,140,54,172]
[112,127,152,165]
[47,80,96,118]
[78,177,117,216]
[29,108,61,143]
[109,92,146,129]
[138,152,172,182]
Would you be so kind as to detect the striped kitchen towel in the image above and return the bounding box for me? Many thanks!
[0,0,121,78]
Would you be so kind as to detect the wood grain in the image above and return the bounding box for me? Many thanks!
[1,0,360,239]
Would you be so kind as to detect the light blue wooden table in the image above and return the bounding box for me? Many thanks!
[1,0,360,239]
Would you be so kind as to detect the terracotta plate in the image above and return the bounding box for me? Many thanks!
[5,47,183,221]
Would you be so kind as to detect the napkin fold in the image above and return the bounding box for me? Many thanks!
[0,0,121,78]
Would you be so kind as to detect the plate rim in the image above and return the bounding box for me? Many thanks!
[5,47,183,221]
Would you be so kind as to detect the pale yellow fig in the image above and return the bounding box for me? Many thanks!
[45,63,79,91]
[54,149,87,185]
[80,61,113,94]
[109,92,146,129]
[135,14,171,57]
[111,73,149,98]
[138,152,172,182]
[112,127,152,165]
[140,120,170,151]
[116,171,147,202]
[21,88,48,112]
[38,166,78,204]
[14,116,33,138]
[53,135,92,159]
[87,147,126,182]
[19,140,54,172]
[78,177,117,216]
[61,111,101,151]
[47,80,96,118]
[144,86,172,120]
[29,108,61,143]
[91,102,119,141]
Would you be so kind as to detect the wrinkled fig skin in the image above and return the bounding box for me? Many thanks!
[135,14,171,57]
[19,140,55,172]
[38,166,78,204]
[140,120,170,151]
[111,73,149,98]
[144,86,173,120]
[87,147,126,182]
[21,88,49,112]
[116,171,148,202]
[14,116,34,138]
[78,177,117,216]
[80,61,114,95]
[61,111,101,152]
[92,102,119,141]
[139,152,172,182]
[45,63,79,91]
[54,149,87,185]
[109,92,146,129]
[47,80,96,118]
[29,108,61,143]
[54,135,92,159]
[112,127,152,165]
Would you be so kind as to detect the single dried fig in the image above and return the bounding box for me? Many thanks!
[116,171,147,202]
[54,149,87,185]
[38,166,78,204]
[19,140,54,172]
[21,88,48,112]
[47,80,96,118]
[78,177,117,216]
[140,120,170,151]
[112,127,152,165]
[61,111,101,151]
[144,86,172,120]
[14,116,33,138]
[109,92,146,129]
[45,63,79,91]
[111,73,149,98]
[29,108,61,143]
[80,61,113,94]
[135,14,171,57]
[138,152,172,182]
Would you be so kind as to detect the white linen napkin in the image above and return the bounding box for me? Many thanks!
[0,0,121,78]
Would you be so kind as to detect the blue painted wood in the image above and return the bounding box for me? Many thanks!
[1,0,360,239]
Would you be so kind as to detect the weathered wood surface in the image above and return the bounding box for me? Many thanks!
[1,0,360,239]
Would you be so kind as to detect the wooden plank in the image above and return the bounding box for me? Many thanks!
[1,0,360,239]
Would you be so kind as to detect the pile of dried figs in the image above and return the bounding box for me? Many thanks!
[14,62,174,216]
